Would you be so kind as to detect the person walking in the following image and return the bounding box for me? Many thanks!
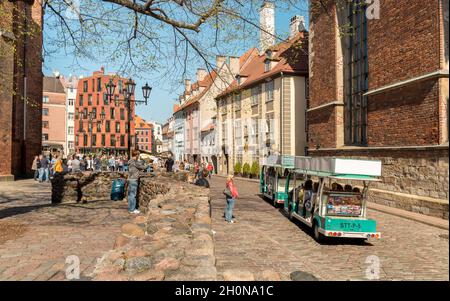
[207,162,214,179]
[67,156,73,173]
[39,155,50,183]
[118,157,124,172]
[224,175,239,224]
[165,156,174,172]
[72,156,81,172]
[127,150,149,214]
[194,162,200,178]
[109,156,116,172]
[32,156,40,181]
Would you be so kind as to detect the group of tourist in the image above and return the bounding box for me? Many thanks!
[65,154,131,173]
[31,153,137,183]
[31,154,64,183]
[170,160,215,179]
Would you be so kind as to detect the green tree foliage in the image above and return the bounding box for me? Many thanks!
[242,162,250,177]
[250,161,260,178]
[234,161,242,175]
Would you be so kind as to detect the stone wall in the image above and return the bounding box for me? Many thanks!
[51,170,216,280]
[90,176,216,281]
[51,172,164,204]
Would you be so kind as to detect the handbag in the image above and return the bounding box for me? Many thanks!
[223,186,232,198]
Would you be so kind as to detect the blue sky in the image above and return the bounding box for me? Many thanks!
[43,2,309,124]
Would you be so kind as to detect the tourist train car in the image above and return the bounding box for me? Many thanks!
[283,157,382,242]
[260,155,298,207]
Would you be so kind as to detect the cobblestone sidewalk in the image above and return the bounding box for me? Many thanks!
[0,179,132,280]
[210,177,449,281]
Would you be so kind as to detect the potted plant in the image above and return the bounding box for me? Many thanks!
[250,161,260,179]
[242,163,251,178]
[234,162,242,176]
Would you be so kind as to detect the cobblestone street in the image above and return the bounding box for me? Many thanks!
[210,177,449,281]
[0,180,131,280]
[0,177,448,281]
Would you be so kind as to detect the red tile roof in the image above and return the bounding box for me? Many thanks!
[179,48,259,111]
[216,32,309,99]
[134,115,152,129]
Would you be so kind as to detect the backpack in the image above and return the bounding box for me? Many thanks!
[111,179,126,201]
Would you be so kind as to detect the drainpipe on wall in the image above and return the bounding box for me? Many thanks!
[23,3,29,175]
[280,72,284,156]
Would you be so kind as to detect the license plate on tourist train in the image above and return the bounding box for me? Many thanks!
[339,222,362,231]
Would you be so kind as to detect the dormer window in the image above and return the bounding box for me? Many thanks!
[265,59,271,72]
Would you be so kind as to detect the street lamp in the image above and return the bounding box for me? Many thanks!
[142,83,152,103]
[105,77,152,159]
[125,78,136,97]
[105,79,116,98]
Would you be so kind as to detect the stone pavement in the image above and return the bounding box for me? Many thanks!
[210,176,449,281]
[0,179,132,280]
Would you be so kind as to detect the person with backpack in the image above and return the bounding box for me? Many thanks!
[54,156,64,175]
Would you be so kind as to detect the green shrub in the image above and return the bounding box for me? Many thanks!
[242,163,251,177]
[250,161,260,178]
[234,162,242,175]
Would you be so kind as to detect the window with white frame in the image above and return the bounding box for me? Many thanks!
[235,120,242,148]
[265,113,275,146]
[234,93,241,111]
[221,121,227,144]
[250,118,259,145]
[266,80,274,103]
[251,86,261,106]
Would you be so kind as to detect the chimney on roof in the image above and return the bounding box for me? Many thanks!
[216,55,227,69]
[100,66,105,74]
[184,79,191,94]
[229,57,240,78]
[260,0,275,54]
[196,68,208,82]
[289,15,306,39]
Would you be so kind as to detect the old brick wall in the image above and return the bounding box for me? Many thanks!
[368,0,441,91]
[307,106,337,149]
[368,79,440,146]
[0,0,43,178]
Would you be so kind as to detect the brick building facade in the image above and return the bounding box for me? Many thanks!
[308,0,449,218]
[134,115,153,152]
[74,68,136,155]
[42,76,67,156]
[0,0,43,180]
